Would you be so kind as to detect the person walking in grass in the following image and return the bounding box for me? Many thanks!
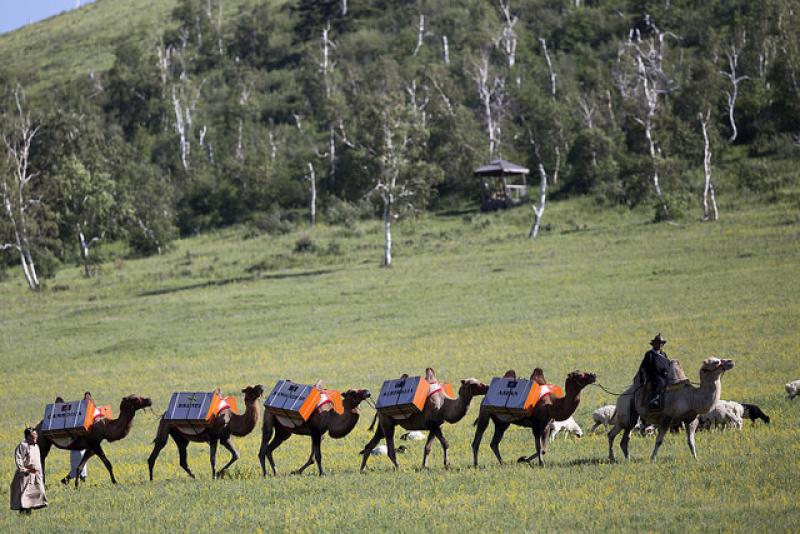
[638,334,670,410]
[10,428,48,515]
[61,392,93,485]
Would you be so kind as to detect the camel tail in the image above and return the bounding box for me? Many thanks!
[367,412,378,432]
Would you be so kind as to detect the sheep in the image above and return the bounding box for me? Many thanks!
[698,400,743,430]
[360,444,408,456]
[741,403,770,425]
[400,431,426,441]
[786,380,800,400]
[546,416,583,442]
[633,418,657,436]
[590,405,616,433]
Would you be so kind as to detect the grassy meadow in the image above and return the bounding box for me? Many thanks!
[1,196,799,531]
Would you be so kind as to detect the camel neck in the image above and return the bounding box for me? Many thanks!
[106,404,136,442]
[328,400,361,438]
[442,391,474,423]
[229,398,260,437]
[550,382,583,420]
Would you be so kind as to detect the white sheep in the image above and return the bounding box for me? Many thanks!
[633,418,657,436]
[698,400,743,430]
[400,431,426,441]
[546,416,583,442]
[786,380,800,400]
[590,405,616,433]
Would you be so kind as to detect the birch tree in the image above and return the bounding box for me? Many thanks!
[1,86,41,289]
[699,110,718,221]
[616,18,678,221]
[721,37,749,143]
[54,156,115,277]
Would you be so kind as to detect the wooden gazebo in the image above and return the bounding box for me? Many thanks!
[474,159,530,212]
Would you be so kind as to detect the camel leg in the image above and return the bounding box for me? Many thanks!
[148,420,172,481]
[422,428,437,469]
[312,431,324,476]
[430,425,450,469]
[471,412,491,467]
[171,431,196,479]
[265,426,292,476]
[518,428,540,465]
[359,425,384,472]
[608,424,623,462]
[72,449,95,487]
[209,438,219,479]
[685,419,699,459]
[295,451,316,475]
[258,417,275,477]
[489,420,511,465]
[382,420,400,470]
[38,439,52,486]
[217,437,239,477]
[650,422,670,462]
[86,444,115,485]
[620,428,632,459]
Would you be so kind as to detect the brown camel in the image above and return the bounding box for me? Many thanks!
[148,384,265,480]
[360,368,489,471]
[608,357,735,462]
[472,369,597,467]
[258,388,372,477]
[36,395,153,487]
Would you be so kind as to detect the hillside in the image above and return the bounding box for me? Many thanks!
[0,0,178,94]
[1,0,798,287]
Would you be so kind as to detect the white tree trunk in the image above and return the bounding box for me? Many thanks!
[2,87,40,289]
[529,163,547,239]
[307,162,317,226]
[383,199,392,267]
[413,14,425,56]
[539,38,557,98]
[700,111,719,221]
[722,44,749,143]
[442,35,450,65]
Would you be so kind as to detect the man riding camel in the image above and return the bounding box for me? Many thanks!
[638,334,670,409]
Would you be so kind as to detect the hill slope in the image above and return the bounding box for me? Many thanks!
[0,0,180,94]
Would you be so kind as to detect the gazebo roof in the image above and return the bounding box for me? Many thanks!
[474,159,530,176]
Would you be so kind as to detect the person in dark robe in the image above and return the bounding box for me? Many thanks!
[638,333,671,409]
[10,428,48,514]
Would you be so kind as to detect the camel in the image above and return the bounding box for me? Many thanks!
[472,369,597,467]
[36,395,153,487]
[360,368,489,471]
[608,357,735,462]
[258,388,372,477]
[148,384,265,480]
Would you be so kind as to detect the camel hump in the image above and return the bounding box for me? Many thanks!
[531,368,546,385]
[668,359,688,384]
[425,367,437,383]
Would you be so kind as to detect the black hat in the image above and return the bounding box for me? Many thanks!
[650,333,667,346]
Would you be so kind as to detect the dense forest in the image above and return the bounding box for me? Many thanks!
[1,0,799,286]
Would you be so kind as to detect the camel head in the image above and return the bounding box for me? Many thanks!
[459,378,489,396]
[699,358,735,382]
[242,384,265,402]
[120,395,152,413]
[565,371,597,391]
[342,389,371,409]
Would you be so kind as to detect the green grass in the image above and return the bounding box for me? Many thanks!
[1,197,799,531]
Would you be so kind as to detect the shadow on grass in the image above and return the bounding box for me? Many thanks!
[138,268,337,297]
